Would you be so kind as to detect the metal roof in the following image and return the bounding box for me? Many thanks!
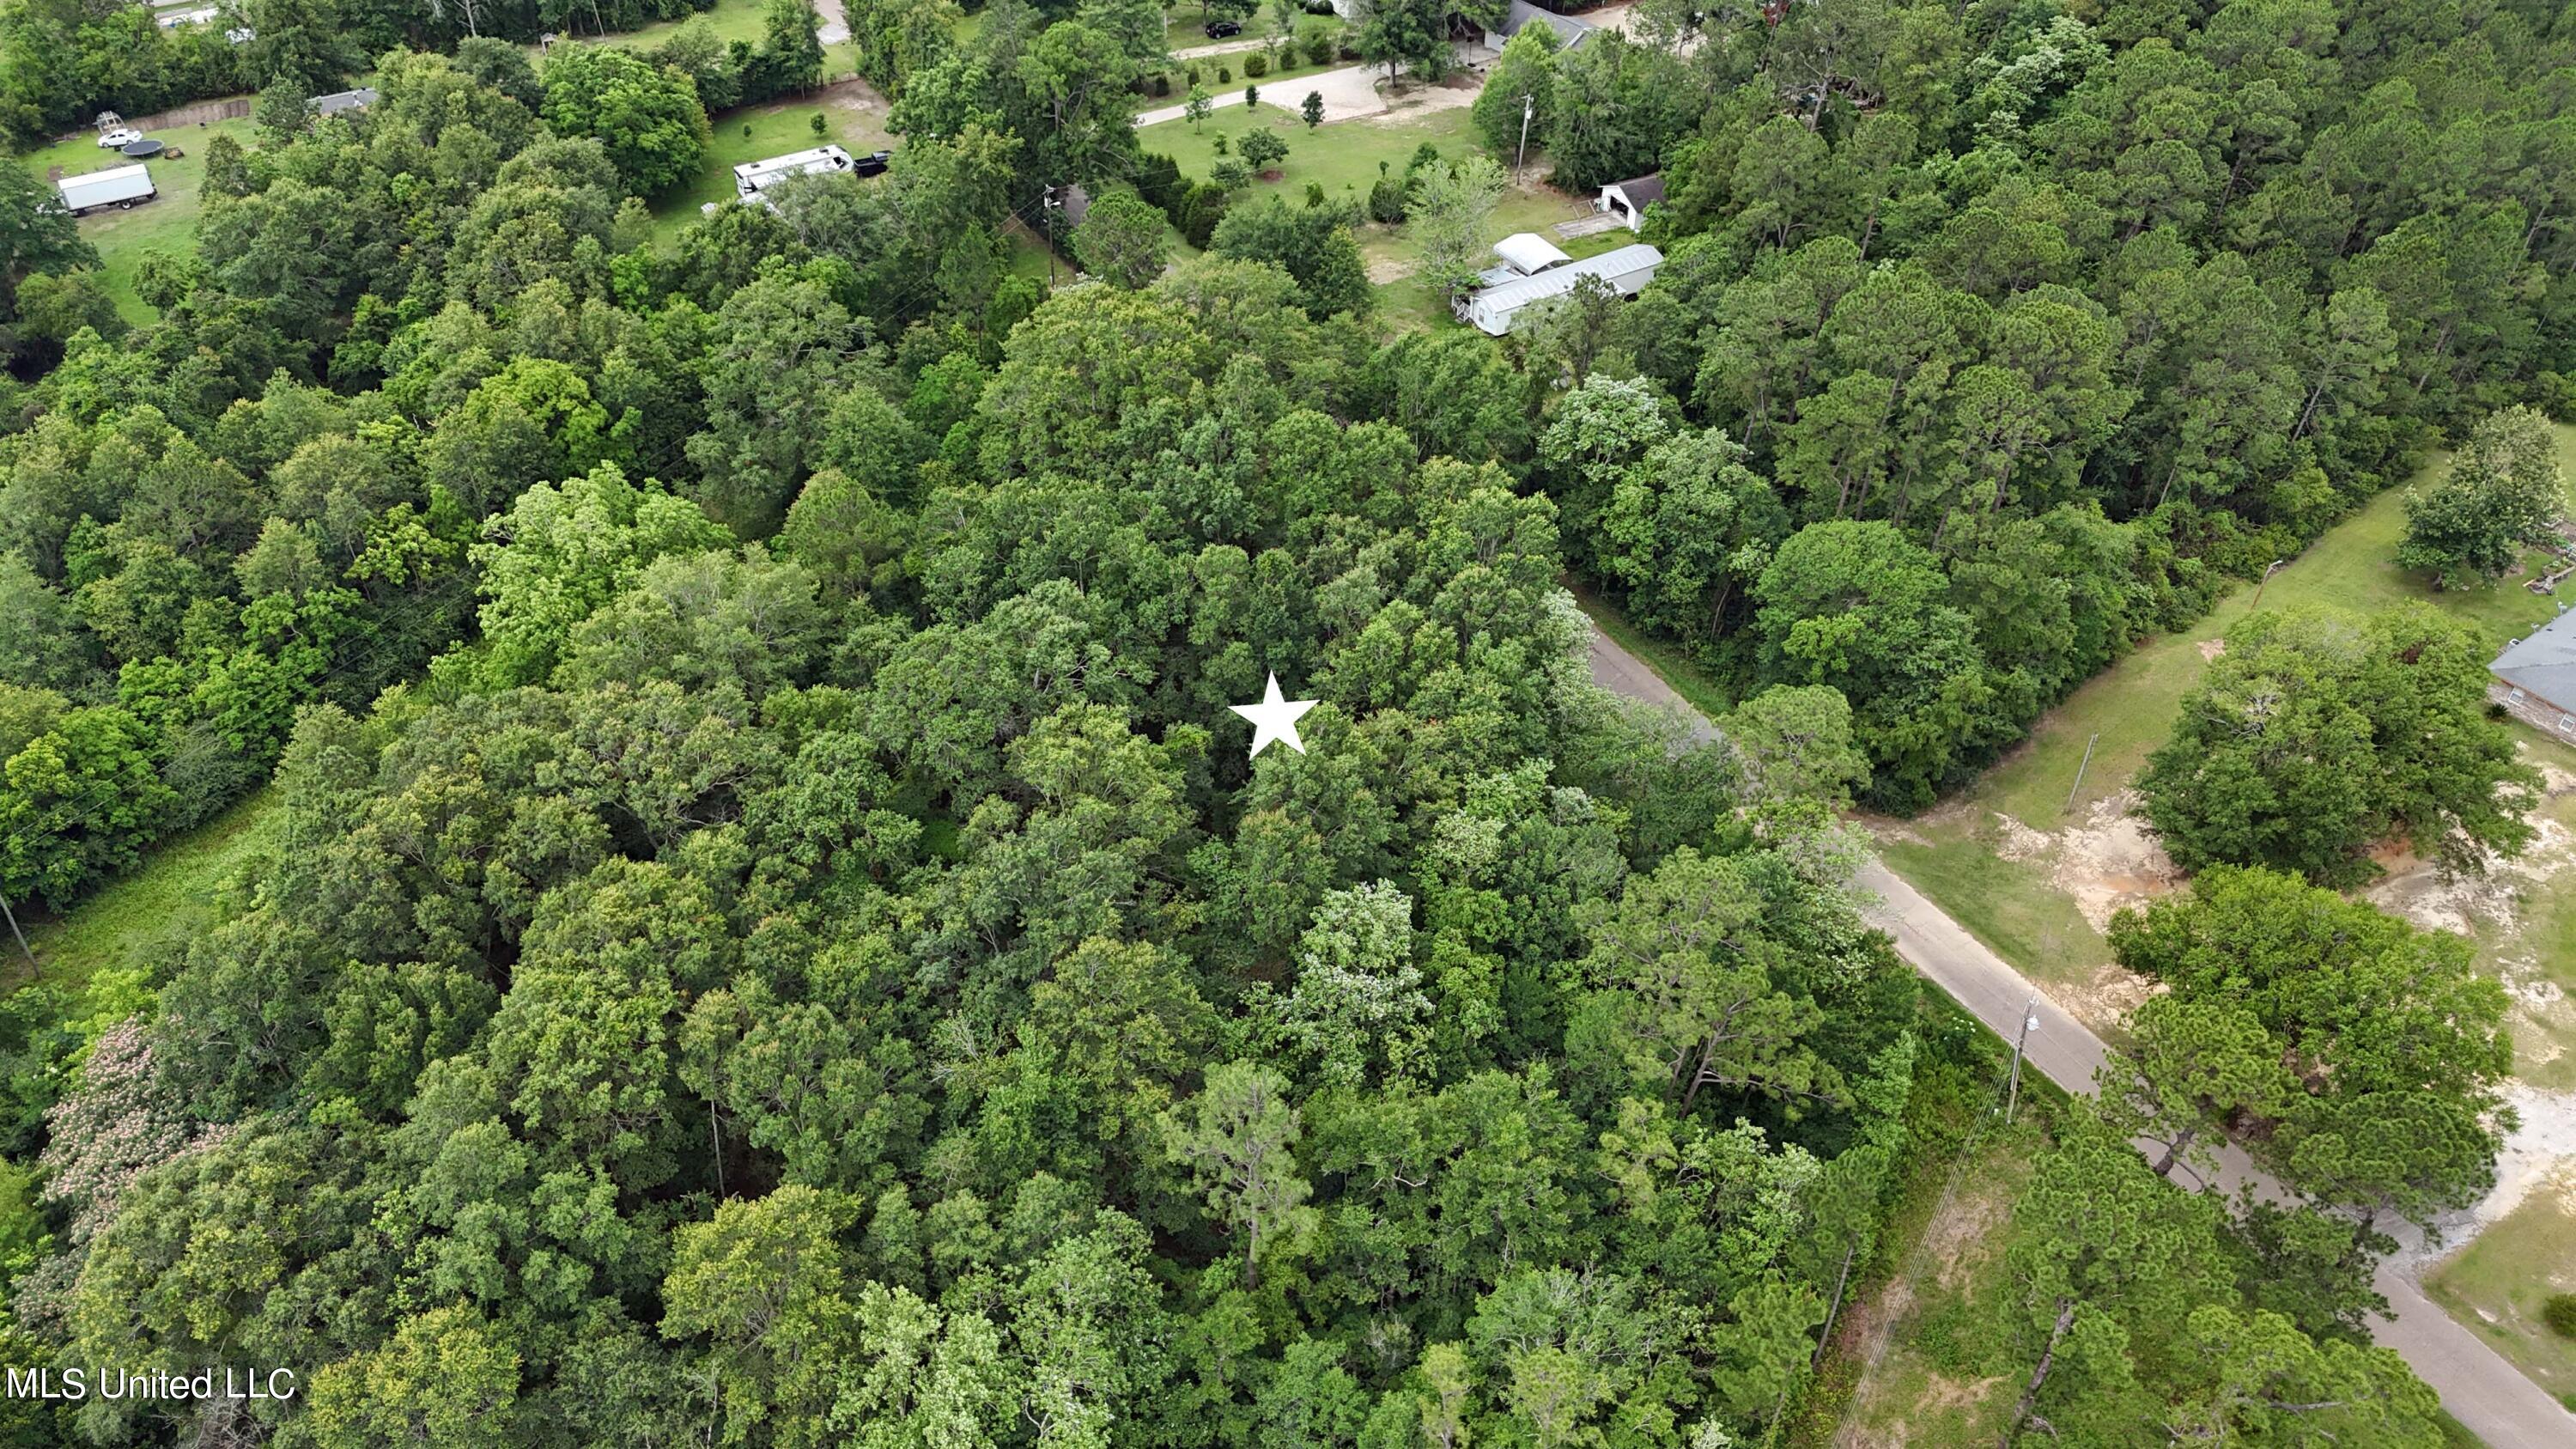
[310,88,378,113]
[2493,608,2576,711]
[1492,232,1570,276]
[1500,0,1595,46]
[733,146,853,189]
[1470,243,1662,314]
[1605,174,1666,204]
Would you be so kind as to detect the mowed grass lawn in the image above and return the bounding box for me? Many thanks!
[1977,426,2576,831]
[1879,426,2576,1004]
[9,788,283,1004]
[647,89,896,244]
[1133,102,1600,323]
[16,115,263,325]
[2425,1184,2576,1411]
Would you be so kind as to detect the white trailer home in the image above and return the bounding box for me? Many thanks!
[1454,242,1663,335]
[56,163,156,216]
[732,145,854,206]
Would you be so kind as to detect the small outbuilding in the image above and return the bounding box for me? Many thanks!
[1454,241,1663,335]
[1484,0,1595,49]
[2492,608,2576,742]
[1596,174,1664,232]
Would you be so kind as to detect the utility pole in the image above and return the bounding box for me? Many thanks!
[2063,732,2099,816]
[2005,998,2038,1124]
[1514,94,1533,180]
[2248,557,2286,611]
[0,892,33,976]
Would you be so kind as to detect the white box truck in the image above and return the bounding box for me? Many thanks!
[58,164,155,216]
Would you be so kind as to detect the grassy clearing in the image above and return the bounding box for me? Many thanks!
[1136,100,1474,209]
[15,116,264,325]
[550,0,779,55]
[1880,427,2576,1025]
[9,788,282,1004]
[2499,769,2576,1092]
[2424,1184,2576,1411]
[1971,429,2576,832]
[1826,1125,2038,1448]
[1134,102,1601,322]
[1877,831,2112,1000]
[647,84,896,243]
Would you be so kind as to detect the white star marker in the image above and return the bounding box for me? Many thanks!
[1229,672,1318,758]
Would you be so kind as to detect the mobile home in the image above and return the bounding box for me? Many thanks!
[732,146,855,205]
[1454,242,1663,336]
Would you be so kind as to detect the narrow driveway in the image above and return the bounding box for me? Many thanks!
[1583,620,2576,1449]
[1134,61,1390,126]
[1172,34,1278,61]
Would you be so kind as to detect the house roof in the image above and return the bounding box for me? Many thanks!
[1472,242,1662,314]
[1492,232,1571,276]
[1059,182,1091,228]
[1606,174,1666,204]
[2494,608,2576,711]
[1501,0,1594,47]
[309,88,378,114]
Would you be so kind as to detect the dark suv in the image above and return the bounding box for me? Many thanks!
[1202,18,1242,36]
[853,149,893,176]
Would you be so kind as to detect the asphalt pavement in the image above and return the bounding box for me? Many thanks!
[1583,619,2576,1448]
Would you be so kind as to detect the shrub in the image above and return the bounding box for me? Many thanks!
[1240,129,1287,172]
[1368,174,1407,223]
[2546,1294,2576,1339]
[1136,151,1187,219]
[1218,64,1232,82]
[1187,65,1201,84]
[1212,158,1252,190]
[1304,180,1325,206]
[1244,52,1268,77]
[1179,181,1230,248]
[810,113,826,137]
[1151,73,1171,96]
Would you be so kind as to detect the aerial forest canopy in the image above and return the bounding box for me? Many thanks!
[0,0,2565,1442]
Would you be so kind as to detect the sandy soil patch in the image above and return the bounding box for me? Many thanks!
[1988,791,2187,933]
[2054,793,2188,929]
[818,76,890,119]
[1365,256,1416,284]
[2196,638,2226,661]
[2407,1086,2576,1273]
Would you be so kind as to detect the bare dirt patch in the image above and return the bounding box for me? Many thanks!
[1981,792,2185,932]
[817,76,890,119]
[1364,256,1416,284]
[2196,638,2226,662]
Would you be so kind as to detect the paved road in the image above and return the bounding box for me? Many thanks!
[1583,621,2576,1449]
